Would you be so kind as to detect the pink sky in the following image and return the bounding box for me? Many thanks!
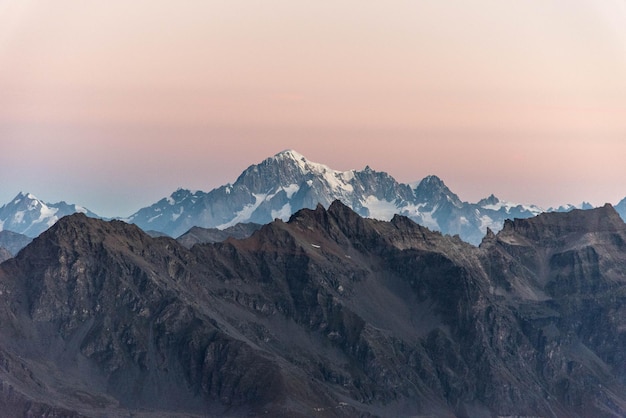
[1,0,625,217]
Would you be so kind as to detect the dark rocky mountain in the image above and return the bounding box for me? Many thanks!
[126,150,545,244]
[0,230,32,256]
[176,223,262,248]
[1,202,625,417]
[0,192,100,237]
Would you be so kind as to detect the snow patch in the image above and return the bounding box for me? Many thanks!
[148,214,163,223]
[282,184,300,199]
[275,150,355,193]
[409,203,439,230]
[321,171,354,193]
[13,211,25,224]
[340,170,355,182]
[171,207,184,221]
[362,196,399,221]
[271,203,292,220]
[28,200,40,211]
[479,215,501,233]
[217,193,268,229]
[482,200,543,215]
[38,203,57,219]
[36,203,59,227]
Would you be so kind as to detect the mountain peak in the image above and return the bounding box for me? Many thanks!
[273,149,307,162]
[0,193,99,237]
[478,194,500,206]
[414,175,462,206]
[7,192,40,205]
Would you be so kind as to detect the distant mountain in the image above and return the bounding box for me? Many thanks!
[616,196,626,222]
[127,150,545,244]
[176,222,262,248]
[1,202,625,416]
[548,202,594,212]
[0,230,32,256]
[0,192,100,237]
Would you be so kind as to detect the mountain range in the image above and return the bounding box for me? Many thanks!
[123,150,602,245]
[1,150,624,247]
[0,201,625,417]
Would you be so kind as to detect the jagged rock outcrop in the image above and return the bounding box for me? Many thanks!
[0,203,625,417]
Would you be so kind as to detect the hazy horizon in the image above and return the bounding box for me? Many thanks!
[2,1,625,217]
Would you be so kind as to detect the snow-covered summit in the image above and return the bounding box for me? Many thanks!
[125,150,560,244]
[0,192,99,237]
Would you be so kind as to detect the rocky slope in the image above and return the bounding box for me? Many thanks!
[125,150,545,244]
[0,203,625,417]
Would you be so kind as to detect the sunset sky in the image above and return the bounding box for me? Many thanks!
[1,0,625,217]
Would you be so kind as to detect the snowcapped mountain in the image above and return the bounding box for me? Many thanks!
[547,202,594,212]
[126,150,416,238]
[127,150,550,244]
[0,192,100,237]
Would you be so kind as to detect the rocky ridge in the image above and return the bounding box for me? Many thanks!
[0,202,625,417]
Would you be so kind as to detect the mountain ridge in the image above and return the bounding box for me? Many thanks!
[125,150,553,244]
[1,202,625,416]
[2,150,624,245]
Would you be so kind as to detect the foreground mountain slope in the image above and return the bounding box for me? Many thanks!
[0,192,99,238]
[126,150,544,244]
[1,203,625,417]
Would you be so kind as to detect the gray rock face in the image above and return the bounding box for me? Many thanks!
[0,204,625,417]
[126,150,545,244]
